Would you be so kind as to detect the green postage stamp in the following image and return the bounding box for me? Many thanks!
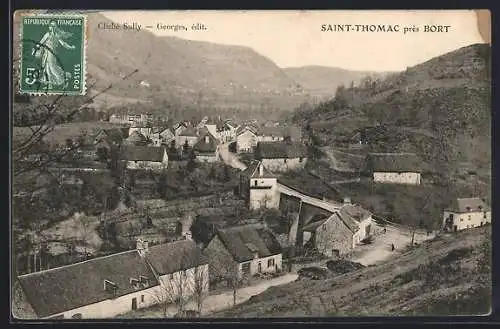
[18,13,87,95]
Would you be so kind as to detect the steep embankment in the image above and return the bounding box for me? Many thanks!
[216,226,491,317]
[293,43,491,192]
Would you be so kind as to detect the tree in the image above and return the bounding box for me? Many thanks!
[152,255,199,317]
[192,261,209,315]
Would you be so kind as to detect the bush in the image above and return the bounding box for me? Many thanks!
[326,260,365,275]
[297,267,329,280]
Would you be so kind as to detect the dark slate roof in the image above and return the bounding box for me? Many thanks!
[236,125,258,136]
[124,131,148,145]
[17,250,158,318]
[302,211,359,234]
[341,204,372,222]
[119,146,166,162]
[336,209,361,233]
[364,153,422,173]
[146,240,209,276]
[446,197,491,213]
[257,126,288,137]
[240,160,275,179]
[216,225,282,262]
[179,127,198,137]
[194,133,218,153]
[255,141,308,159]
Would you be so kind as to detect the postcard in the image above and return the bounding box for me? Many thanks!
[11,9,491,319]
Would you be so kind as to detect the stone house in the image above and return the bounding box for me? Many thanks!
[236,126,258,153]
[301,209,360,257]
[254,141,308,173]
[239,160,279,211]
[118,146,168,171]
[442,197,491,232]
[193,132,219,163]
[364,153,422,185]
[203,224,283,283]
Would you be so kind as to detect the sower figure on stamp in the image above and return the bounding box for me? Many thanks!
[31,20,76,90]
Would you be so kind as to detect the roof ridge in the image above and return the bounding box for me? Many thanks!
[18,249,139,278]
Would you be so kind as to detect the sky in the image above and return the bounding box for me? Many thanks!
[100,10,484,72]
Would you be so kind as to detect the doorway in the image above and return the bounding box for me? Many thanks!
[132,297,137,310]
[258,262,262,273]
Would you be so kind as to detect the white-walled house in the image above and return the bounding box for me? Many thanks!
[236,126,258,153]
[14,239,209,319]
[203,224,283,282]
[442,197,491,232]
[339,200,373,246]
[118,146,168,171]
[254,141,308,173]
[364,153,422,185]
[15,249,161,319]
[239,160,279,211]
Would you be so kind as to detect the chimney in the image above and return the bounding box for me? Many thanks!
[259,162,264,177]
[343,197,352,205]
[136,238,149,257]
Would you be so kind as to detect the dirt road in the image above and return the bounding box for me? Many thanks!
[351,223,436,266]
[219,143,247,171]
[119,273,298,318]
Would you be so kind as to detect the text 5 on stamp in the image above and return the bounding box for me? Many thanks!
[19,14,87,96]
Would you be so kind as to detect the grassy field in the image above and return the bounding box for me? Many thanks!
[216,226,491,317]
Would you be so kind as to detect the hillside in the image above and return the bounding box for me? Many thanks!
[283,66,394,99]
[293,43,491,188]
[216,226,491,317]
[84,13,311,111]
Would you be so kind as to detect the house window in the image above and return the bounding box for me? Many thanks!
[322,224,327,230]
[254,180,258,187]
[460,218,463,222]
[468,215,471,221]
[284,159,287,164]
[141,295,145,303]
[130,278,139,288]
[241,262,251,274]
[484,212,487,219]
[258,262,262,273]
[299,157,303,163]
[268,258,275,268]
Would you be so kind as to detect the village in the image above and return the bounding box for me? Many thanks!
[12,110,492,319]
